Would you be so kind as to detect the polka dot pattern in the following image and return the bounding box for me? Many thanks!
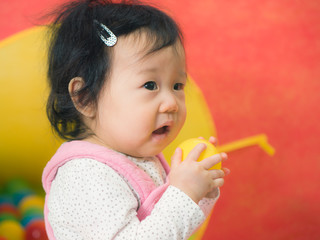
[127,155,166,187]
[47,157,217,239]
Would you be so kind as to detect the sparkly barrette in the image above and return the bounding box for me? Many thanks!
[94,20,117,47]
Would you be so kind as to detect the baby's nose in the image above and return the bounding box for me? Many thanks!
[159,94,179,113]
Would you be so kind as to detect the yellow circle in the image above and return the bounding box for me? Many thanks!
[0,27,62,185]
[0,220,24,240]
[178,138,221,170]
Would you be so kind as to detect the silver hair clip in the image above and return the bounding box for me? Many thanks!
[94,20,117,47]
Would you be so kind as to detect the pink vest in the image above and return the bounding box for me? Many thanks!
[42,141,170,239]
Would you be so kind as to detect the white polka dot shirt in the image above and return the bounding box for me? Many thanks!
[48,156,218,239]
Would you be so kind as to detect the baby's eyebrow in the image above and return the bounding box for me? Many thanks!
[138,67,158,74]
[180,71,187,79]
[138,68,187,77]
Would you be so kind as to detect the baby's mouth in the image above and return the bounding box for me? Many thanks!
[152,126,169,135]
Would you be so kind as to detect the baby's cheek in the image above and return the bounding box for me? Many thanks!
[179,107,187,125]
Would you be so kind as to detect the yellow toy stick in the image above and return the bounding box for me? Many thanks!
[216,134,275,156]
[188,134,275,240]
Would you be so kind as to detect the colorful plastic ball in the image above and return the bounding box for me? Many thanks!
[12,190,34,206]
[4,179,31,195]
[0,213,18,223]
[0,196,14,206]
[21,215,43,228]
[23,208,44,218]
[25,220,48,240]
[19,196,44,216]
[178,138,221,170]
[0,204,20,219]
[0,220,24,240]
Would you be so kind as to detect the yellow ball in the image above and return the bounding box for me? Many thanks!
[178,138,221,170]
[0,220,24,240]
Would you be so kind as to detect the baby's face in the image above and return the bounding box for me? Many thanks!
[85,32,187,157]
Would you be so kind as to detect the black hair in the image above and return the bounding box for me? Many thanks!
[46,0,183,140]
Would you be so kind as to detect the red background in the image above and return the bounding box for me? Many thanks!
[1,0,319,239]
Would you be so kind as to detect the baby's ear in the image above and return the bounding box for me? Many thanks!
[68,77,95,118]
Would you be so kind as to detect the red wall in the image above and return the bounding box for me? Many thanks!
[1,0,319,239]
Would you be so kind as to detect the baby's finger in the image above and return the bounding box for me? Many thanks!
[211,178,225,189]
[222,167,231,176]
[200,153,222,170]
[185,143,207,162]
[197,136,218,146]
[220,152,228,162]
[208,136,218,146]
[210,169,225,179]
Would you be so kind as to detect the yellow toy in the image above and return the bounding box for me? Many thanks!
[178,138,221,170]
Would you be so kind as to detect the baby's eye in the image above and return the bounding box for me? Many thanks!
[143,81,158,90]
[173,83,185,91]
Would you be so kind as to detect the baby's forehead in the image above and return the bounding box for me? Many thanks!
[114,30,185,62]
[109,32,185,78]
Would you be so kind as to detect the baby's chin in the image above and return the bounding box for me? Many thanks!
[123,143,170,159]
[85,134,174,158]
[124,149,164,159]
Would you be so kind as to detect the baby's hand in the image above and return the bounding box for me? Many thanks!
[169,140,228,203]
[202,136,230,199]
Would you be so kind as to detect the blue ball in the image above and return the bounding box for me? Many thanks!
[20,214,43,227]
[12,189,34,206]
[0,195,14,206]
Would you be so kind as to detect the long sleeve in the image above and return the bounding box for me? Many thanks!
[198,191,220,217]
[47,158,211,240]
